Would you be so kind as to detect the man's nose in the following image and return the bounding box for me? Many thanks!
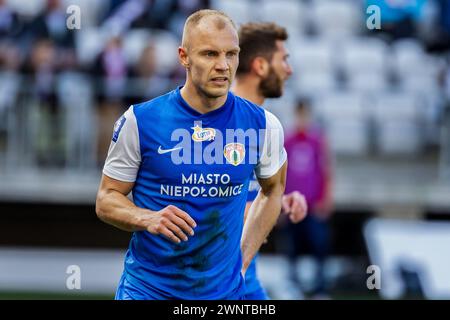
[286,64,293,76]
[215,55,229,71]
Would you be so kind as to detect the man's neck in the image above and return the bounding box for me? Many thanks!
[232,76,265,106]
[180,82,228,114]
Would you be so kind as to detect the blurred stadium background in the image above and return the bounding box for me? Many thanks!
[1,0,450,300]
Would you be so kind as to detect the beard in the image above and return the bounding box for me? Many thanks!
[259,66,283,98]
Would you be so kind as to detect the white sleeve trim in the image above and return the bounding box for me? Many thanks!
[102,106,141,182]
[254,110,287,179]
[103,167,137,183]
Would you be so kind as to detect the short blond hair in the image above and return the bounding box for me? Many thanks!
[181,9,236,49]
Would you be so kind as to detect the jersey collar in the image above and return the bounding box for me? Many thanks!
[175,86,234,119]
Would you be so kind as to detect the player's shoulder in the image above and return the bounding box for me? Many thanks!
[234,95,266,117]
[131,89,176,116]
[233,95,283,131]
[233,95,269,130]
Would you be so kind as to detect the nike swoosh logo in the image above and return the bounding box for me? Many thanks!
[157,146,183,154]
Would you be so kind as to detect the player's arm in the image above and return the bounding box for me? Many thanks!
[95,106,196,243]
[96,175,139,232]
[241,110,288,275]
[96,175,196,243]
[241,163,286,275]
[243,202,252,222]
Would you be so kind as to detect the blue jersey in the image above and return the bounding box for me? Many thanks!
[103,87,287,300]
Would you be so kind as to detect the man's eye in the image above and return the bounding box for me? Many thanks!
[206,51,216,57]
[227,52,237,57]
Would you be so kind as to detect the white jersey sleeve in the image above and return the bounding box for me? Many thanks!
[102,106,141,182]
[254,110,287,179]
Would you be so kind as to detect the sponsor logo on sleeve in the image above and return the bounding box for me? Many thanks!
[112,116,126,142]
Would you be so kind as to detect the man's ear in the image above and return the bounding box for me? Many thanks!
[178,46,190,68]
[251,57,269,78]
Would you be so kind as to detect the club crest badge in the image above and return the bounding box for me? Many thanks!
[224,143,245,166]
[191,124,216,142]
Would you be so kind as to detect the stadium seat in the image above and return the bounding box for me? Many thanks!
[341,37,388,73]
[6,0,45,16]
[293,38,335,73]
[346,71,388,93]
[210,0,253,25]
[260,0,305,38]
[0,71,19,114]
[418,91,442,146]
[401,73,440,95]
[122,28,152,66]
[395,48,443,95]
[57,72,96,169]
[392,39,442,85]
[340,37,389,93]
[150,30,180,76]
[0,72,21,169]
[112,28,178,75]
[373,92,421,123]
[295,70,337,96]
[75,28,109,66]
[372,92,424,155]
[314,91,370,156]
[392,39,427,76]
[310,0,364,38]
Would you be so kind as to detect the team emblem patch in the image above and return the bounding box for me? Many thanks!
[191,124,216,142]
[224,143,245,166]
[112,115,126,142]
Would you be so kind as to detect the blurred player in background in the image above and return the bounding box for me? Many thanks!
[96,9,288,300]
[233,22,308,300]
[282,99,334,298]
